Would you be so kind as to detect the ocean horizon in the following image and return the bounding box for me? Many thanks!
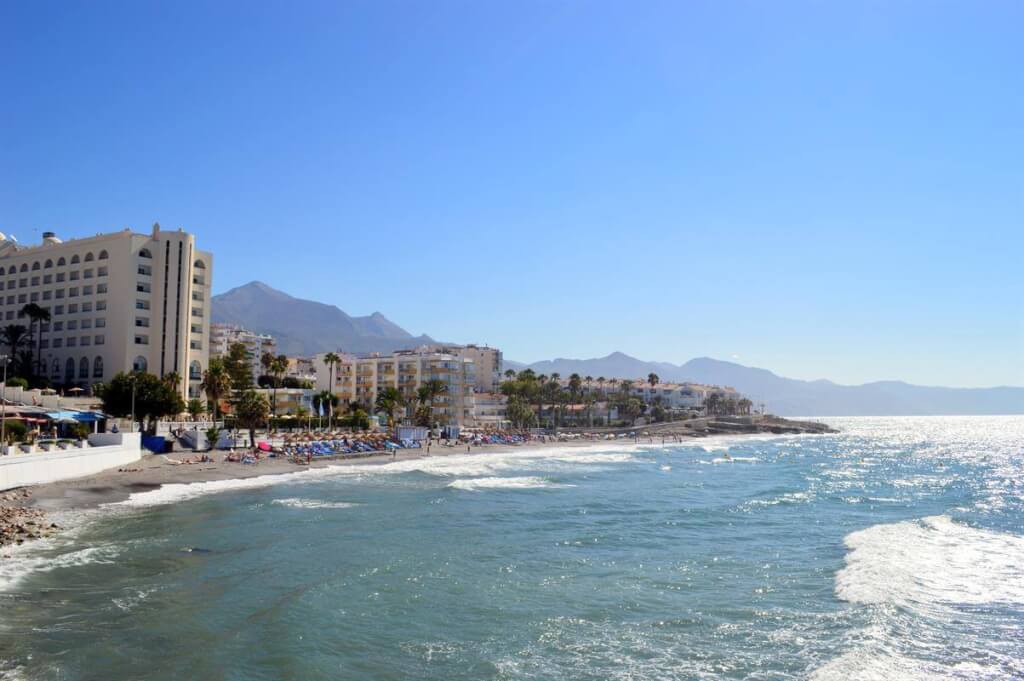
[2,415,1022,680]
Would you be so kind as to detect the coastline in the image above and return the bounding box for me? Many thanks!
[1,415,836,545]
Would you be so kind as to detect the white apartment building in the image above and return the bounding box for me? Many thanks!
[426,343,502,392]
[210,323,277,383]
[0,224,211,400]
[313,348,476,425]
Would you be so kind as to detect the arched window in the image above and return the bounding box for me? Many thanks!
[84,252,94,262]
[44,259,53,269]
[52,358,60,375]
[64,358,75,383]
[93,356,104,378]
[79,357,89,379]
[98,250,108,260]
[139,248,152,259]
[70,255,80,264]
[189,360,202,381]
[57,257,66,266]
[133,356,148,372]
[19,264,27,272]
[31,262,40,271]
[194,260,206,269]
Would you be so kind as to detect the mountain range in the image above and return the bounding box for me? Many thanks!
[211,281,434,356]
[211,283,1024,416]
[506,353,1024,416]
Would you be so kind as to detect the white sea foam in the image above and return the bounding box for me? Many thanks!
[447,476,571,491]
[835,515,1024,607]
[271,498,357,510]
[0,542,120,592]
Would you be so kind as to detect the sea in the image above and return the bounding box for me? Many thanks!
[1,416,1022,680]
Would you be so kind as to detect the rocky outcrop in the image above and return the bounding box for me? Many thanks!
[0,489,58,546]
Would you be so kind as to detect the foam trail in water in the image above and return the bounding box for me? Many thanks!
[447,476,572,491]
[271,498,356,509]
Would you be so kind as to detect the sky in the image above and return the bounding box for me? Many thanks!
[2,1,1021,388]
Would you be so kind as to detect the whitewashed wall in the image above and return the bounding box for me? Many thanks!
[0,433,142,491]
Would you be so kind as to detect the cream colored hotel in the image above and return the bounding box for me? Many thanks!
[0,224,211,400]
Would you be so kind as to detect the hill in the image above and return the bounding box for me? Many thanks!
[509,353,1024,416]
[211,281,434,356]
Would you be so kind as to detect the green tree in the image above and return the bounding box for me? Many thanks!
[19,303,50,381]
[505,394,536,429]
[322,352,341,392]
[375,387,404,428]
[186,398,205,420]
[234,390,269,448]
[100,371,186,433]
[415,379,448,428]
[223,342,253,394]
[704,393,721,417]
[1,324,29,376]
[200,358,231,423]
[647,372,659,388]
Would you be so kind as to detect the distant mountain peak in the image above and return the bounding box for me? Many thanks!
[211,281,433,356]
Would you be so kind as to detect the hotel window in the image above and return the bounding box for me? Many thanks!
[67,337,76,347]
[70,255,80,265]
[68,304,78,313]
[136,317,150,327]
[18,279,26,287]
[139,248,152,259]
[94,335,105,345]
[70,271,79,281]
[53,321,63,331]
[83,285,93,295]
[135,335,148,345]
[29,293,38,302]
[81,319,92,329]
[53,338,62,348]
[97,283,107,294]
[137,282,151,293]
[54,305,63,315]
[93,356,103,377]
[30,276,39,286]
[82,302,92,312]
[69,287,78,297]
[136,299,149,310]
[0,283,4,291]
[190,340,202,350]
[83,269,93,279]
[81,336,91,346]
[98,267,108,277]
[96,301,106,311]
[55,289,64,299]
[5,281,12,289]
[138,264,152,276]
[17,294,25,304]
[192,291,204,301]
[98,251,108,260]
[67,320,78,330]
[95,318,105,328]
[3,296,10,305]
[191,324,202,334]
[191,307,203,317]
[56,273,65,282]
[43,275,52,284]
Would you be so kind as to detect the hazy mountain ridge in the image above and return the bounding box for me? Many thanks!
[211,281,434,356]
[508,354,1024,416]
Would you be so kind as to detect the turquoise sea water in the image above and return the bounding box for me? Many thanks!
[1,416,1023,680]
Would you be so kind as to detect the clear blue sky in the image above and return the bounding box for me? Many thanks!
[2,1,1021,387]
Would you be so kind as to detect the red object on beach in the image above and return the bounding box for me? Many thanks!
[257,441,271,451]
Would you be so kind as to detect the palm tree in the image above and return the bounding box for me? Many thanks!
[20,303,50,381]
[704,392,721,417]
[200,358,231,424]
[322,352,341,426]
[1,324,29,376]
[647,372,659,388]
[416,379,448,427]
[267,354,288,425]
[186,398,205,420]
[375,387,404,428]
[597,376,608,425]
[260,351,275,384]
[504,369,517,380]
[737,397,753,415]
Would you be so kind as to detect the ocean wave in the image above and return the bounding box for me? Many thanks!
[447,476,572,491]
[0,542,120,592]
[271,498,357,510]
[835,515,1024,607]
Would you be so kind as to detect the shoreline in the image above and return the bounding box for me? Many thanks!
[1,416,837,546]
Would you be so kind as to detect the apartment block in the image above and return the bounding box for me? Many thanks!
[0,224,211,399]
[210,324,277,384]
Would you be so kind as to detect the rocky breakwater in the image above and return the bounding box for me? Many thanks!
[1,488,58,546]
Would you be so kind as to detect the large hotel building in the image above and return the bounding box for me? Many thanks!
[0,224,211,399]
